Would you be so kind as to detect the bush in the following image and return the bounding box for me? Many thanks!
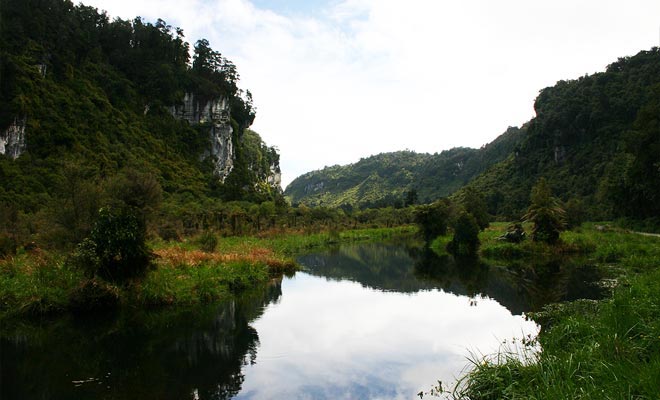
[524,178,566,244]
[74,206,152,281]
[447,212,480,256]
[197,231,218,253]
[415,199,453,243]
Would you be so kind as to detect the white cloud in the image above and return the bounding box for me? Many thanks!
[83,0,660,187]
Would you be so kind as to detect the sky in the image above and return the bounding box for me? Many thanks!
[81,0,660,188]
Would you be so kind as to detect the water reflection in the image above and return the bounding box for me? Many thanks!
[1,242,605,399]
[1,280,282,400]
[300,243,607,314]
[237,273,536,399]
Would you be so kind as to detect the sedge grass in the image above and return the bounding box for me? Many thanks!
[445,225,660,399]
[1,226,416,318]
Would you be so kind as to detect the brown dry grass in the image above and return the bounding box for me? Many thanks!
[153,246,296,272]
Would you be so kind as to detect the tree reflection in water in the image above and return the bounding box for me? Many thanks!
[1,280,282,400]
[299,243,607,315]
[2,243,609,399]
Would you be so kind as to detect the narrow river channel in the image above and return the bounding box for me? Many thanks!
[3,242,606,399]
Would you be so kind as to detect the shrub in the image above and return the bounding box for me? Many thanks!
[74,206,152,281]
[198,231,218,253]
[524,178,566,244]
[447,212,480,256]
[415,199,453,243]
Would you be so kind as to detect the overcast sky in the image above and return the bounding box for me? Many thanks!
[82,0,660,188]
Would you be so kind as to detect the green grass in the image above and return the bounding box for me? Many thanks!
[444,224,660,399]
[134,260,269,306]
[0,253,85,317]
[0,226,417,318]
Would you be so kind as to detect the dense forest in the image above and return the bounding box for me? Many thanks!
[464,49,660,223]
[0,0,283,249]
[288,49,660,226]
[285,126,524,209]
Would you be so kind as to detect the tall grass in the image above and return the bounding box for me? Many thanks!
[1,226,417,318]
[454,271,660,399]
[446,225,660,399]
[0,252,84,317]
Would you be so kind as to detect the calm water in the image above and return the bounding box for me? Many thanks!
[1,243,605,399]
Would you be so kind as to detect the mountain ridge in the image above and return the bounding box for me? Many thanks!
[286,48,660,222]
[285,126,525,209]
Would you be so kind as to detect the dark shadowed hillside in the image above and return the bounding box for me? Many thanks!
[0,0,283,235]
[462,48,660,221]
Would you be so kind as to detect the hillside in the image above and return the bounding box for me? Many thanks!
[287,49,660,223]
[462,48,660,220]
[0,0,282,231]
[285,126,524,209]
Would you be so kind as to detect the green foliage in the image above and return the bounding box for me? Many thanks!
[0,234,17,257]
[0,254,85,317]
[523,178,566,244]
[457,270,660,400]
[444,225,660,399]
[414,199,453,243]
[464,49,660,221]
[599,84,660,220]
[456,187,489,230]
[76,206,151,281]
[447,212,480,256]
[285,128,523,210]
[0,0,284,248]
[197,231,218,253]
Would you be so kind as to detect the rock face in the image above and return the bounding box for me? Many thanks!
[305,181,325,194]
[267,166,282,189]
[0,117,27,159]
[170,93,234,182]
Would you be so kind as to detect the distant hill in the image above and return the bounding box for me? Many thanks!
[287,49,660,223]
[284,126,525,209]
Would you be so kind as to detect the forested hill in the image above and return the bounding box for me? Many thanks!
[0,0,282,217]
[463,48,660,221]
[284,126,525,209]
[287,48,660,223]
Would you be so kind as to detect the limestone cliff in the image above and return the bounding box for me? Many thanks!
[169,93,282,192]
[0,117,26,159]
[170,93,234,182]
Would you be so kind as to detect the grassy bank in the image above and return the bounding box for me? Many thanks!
[0,226,416,319]
[442,223,660,399]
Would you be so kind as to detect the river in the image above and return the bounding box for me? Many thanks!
[1,242,606,399]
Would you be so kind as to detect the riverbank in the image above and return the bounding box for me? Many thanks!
[0,226,417,319]
[442,223,660,399]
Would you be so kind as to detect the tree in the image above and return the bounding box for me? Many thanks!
[458,187,490,230]
[414,199,453,243]
[404,188,418,207]
[447,212,480,256]
[76,206,151,281]
[192,38,222,76]
[259,201,277,229]
[523,178,566,244]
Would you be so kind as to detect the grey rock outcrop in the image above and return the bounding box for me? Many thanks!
[267,165,282,191]
[170,93,234,182]
[0,117,27,159]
